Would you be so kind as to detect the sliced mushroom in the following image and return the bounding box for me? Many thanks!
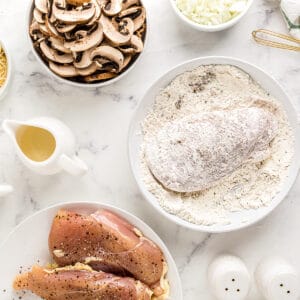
[76,62,98,76]
[91,45,124,72]
[87,0,102,26]
[73,47,94,68]
[35,0,48,14]
[33,8,45,24]
[121,54,132,70]
[40,40,74,63]
[64,22,103,52]
[49,37,72,53]
[122,0,140,10]
[102,0,122,16]
[52,1,96,24]
[136,22,146,39]
[113,17,134,36]
[39,23,51,35]
[30,21,44,40]
[118,6,145,31]
[55,23,76,33]
[49,61,78,77]
[118,34,143,54]
[84,71,117,82]
[45,17,62,38]
[100,14,132,45]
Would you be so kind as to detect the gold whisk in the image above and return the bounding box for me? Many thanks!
[252,29,300,52]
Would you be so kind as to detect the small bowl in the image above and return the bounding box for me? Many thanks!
[0,202,183,299]
[169,0,254,32]
[0,40,12,100]
[26,1,148,88]
[128,56,300,233]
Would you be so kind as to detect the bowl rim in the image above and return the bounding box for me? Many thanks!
[0,201,183,300]
[128,55,300,233]
[169,0,254,32]
[0,40,12,100]
[26,0,149,88]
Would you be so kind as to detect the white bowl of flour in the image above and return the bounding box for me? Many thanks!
[128,56,300,233]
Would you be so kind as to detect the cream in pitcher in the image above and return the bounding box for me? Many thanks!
[2,117,88,176]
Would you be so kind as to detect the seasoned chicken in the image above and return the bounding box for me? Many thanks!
[13,264,152,300]
[145,107,278,193]
[48,210,167,296]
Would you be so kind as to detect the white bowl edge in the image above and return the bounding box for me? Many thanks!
[0,40,12,101]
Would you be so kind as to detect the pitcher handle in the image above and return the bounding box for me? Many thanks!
[59,154,88,176]
[0,184,13,197]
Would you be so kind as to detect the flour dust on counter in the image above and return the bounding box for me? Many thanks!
[141,65,294,226]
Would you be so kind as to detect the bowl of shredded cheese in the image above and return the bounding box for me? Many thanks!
[170,0,254,32]
[0,41,11,100]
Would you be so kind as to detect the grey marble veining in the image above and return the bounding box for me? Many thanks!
[0,0,299,299]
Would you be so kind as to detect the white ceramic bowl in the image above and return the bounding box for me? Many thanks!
[26,1,148,88]
[128,56,300,233]
[0,40,12,100]
[169,0,254,32]
[0,201,183,300]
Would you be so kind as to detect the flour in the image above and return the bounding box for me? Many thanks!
[140,65,294,226]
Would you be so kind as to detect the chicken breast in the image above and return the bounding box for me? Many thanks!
[145,107,278,193]
[48,210,167,296]
[13,264,152,300]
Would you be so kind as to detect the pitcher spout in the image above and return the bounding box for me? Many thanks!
[2,120,21,140]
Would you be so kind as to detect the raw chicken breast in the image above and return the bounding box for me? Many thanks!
[145,107,278,193]
[48,210,167,296]
[13,264,152,300]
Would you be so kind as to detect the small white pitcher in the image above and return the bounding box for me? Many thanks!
[2,117,88,176]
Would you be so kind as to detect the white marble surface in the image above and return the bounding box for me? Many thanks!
[0,0,299,299]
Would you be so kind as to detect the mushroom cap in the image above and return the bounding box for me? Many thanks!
[118,34,143,54]
[45,17,62,39]
[73,47,94,68]
[35,0,48,14]
[55,23,77,33]
[40,40,74,63]
[33,8,45,24]
[49,37,72,53]
[87,0,102,26]
[122,0,140,10]
[84,71,117,82]
[102,0,123,16]
[90,45,124,71]
[53,2,96,24]
[49,61,79,77]
[118,6,146,31]
[76,62,98,76]
[64,22,103,52]
[100,14,132,46]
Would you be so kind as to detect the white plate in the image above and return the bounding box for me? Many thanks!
[128,56,300,233]
[0,202,183,300]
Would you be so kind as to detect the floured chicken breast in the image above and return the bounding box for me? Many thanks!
[13,264,152,300]
[145,107,278,193]
[49,210,168,297]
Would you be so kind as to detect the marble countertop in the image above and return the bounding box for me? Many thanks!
[0,0,299,299]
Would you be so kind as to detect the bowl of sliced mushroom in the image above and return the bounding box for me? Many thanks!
[28,0,147,86]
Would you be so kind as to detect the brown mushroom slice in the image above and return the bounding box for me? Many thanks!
[52,2,96,25]
[136,22,146,39]
[84,71,117,82]
[45,17,62,39]
[76,62,98,76]
[122,0,140,10]
[64,22,103,52]
[33,8,45,24]
[118,34,143,54]
[91,45,124,72]
[49,61,78,77]
[121,54,132,70]
[40,40,74,63]
[55,23,76,33]
[100,14,132,45]
[39,23,51,36]
[30,21,44,40]
[118,6,145,31]
[102,0,122,16]
[35,0,48,14]
[49,37,72,53]
[73,47,94,68]
[87,0,102,26]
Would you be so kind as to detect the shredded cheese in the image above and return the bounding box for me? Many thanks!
[0,45,7,87]
[176,0,248,26]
